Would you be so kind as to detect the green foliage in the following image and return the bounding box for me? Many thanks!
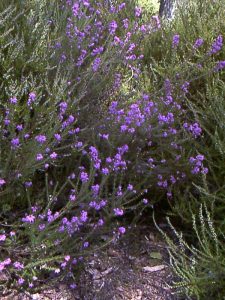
[139,0,225,298]
[156,203,225,299]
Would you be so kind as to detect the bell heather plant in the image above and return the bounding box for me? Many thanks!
[1,0,224,297]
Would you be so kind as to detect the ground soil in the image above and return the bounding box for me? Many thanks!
[2,225,180,300]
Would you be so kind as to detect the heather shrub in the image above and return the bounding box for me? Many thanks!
[0,0,156,293]
[138,0,225,207]
[139,0,225,298]
[1,0,224,296]
[0,0,148,207]
[157,203,225,300]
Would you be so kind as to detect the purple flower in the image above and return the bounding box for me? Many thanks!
[64,255,70,262]
[75,141,83,148]
[209,35,223,55]
[189,123,202,138]
[22,214,35,223]
[50,152,57,160]
[0,179,6,187]
[3,258,11,266]
[25,181,32,188]
[54,268,60,274]
[152,15,161,29]
[83,241,89,248]
[172,34,180,48]
[69,193,76,202]
[27,92,36,106]
[109,20,117,35]
[118,227,126,234]
[142,198,148,204]
[135,7,142,17]
[11,137,20,149]
[13,261,24,270]
[91,184,100,195]
[114,208,124,216]
[39,224,46,231]
[36,153,43,161]
[16,124,23,131]
[80,210,88,222]
[18,278,25,285]
[119,3,126,10]
[24,133,30,139]
[193,38,204,49]
[127,184,133,191]
[80,171,89,183]
[0,234,6,241]
[181,81,190,94]
[4,119,10,126]
[54,133,61,141]
[98,219,104,226]
[102,167,109,175]
[215,61,225,71]
[59,102,67,114]
[10,96,18,104]
[122,18,129,29]
[92,57,101,72]
[35,134,47,144]
[91,46,104,56]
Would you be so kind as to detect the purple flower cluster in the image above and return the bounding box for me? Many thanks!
[183,122,202,138]
[172,34,180,48]
[189,155,208,174]
[193,38,204,49]
[209,34,223,55]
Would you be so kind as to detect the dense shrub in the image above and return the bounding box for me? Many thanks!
[0,0,224,297]
[142,0,225,298]
[0,0,156,292]
[156,203,225,300]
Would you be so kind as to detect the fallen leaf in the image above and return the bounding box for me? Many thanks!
[101,267,113,276]
[149,251,162,260]
[142,265,166,272]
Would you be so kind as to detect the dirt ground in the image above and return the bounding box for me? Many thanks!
[2,225,181,300]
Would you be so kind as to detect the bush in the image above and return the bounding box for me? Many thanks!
[0,0,154,292]
[157,203,225,300]
[140,0,225,298]
[0,0,224,297]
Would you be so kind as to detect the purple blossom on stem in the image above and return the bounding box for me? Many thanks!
[35,134,47,144]
[135,7,142,17]
[27,92,36,106]
[118,227,126,234]
[36,153,43,161]
[50,152,58,160]
[0,234,6,241]
[109,20,117,35]
[80,171,89,183]
[172,34,180,48]
[10,96,17,104]
[92,57,101,72]
[215,61,225,71]
[0,179,6,186]
[22,215,35,223]
[209,35,223,55]
[193,38,204,49]
[25,181,32,188]
[114,208,124,216]
[18,278,25,285]
[13,261,24,270]
[11,137,20,148]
